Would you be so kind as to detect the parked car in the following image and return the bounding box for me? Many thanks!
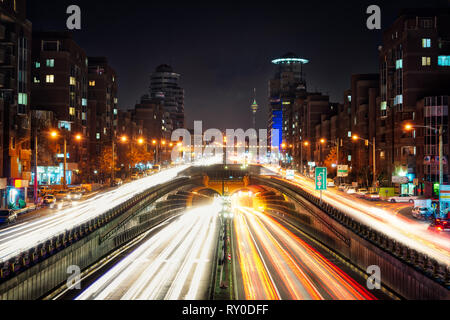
[364,192,381,201]
[327,179,336,188]
[43,195,56,205]
[68,191,83,200]
[54,191,71,201]
[356,189,368,198]
[131,173,139,180]
[113,178,123,186]
[49,200,73,210]
[388,194,418,203]
[412,207,434,220]
[0,210,17,225]
[338,184,351,192]
[429,218,450,232]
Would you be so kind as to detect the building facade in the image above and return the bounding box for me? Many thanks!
[88,56,118,178]
[31,32,88,184]
[150,64,184,136]
[378,8,450,195]
[0,0,32,207]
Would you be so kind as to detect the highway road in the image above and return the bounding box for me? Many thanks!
[264,166,450,266]
[75,204,220,300]
[0,165,190,263]
[233,207,377,300]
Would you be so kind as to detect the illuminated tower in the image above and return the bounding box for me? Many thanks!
[251,88,258,128]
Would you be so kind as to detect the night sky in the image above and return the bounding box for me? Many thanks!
[27,0,448,130]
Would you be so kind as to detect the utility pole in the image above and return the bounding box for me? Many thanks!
[34,133,38,204]
[63,137,67,189]
[112,139,115,186]
[373,137,377,188]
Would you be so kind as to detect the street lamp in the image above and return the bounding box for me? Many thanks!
[300,141,310,175]
[405,123,447,213]
[50,130,83,189]
[352,135,377,188]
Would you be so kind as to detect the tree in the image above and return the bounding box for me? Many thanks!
[324,147,338,176]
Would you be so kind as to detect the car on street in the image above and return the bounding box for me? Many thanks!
[338,184,351,192]
[54,191,71,201]
[388,194,418,203]
[412,207,434,220]
[429,218,450,232]
[364,192,381,201]
[49,200,73,210]
[0,210,17,225]
[327,179,336,188]
[346,187,357,195]
[43,195,56,205]
[356,188,368,198]
[113,178,123,186]
[131,173,140,180]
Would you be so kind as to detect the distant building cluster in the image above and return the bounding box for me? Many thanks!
[269,8,450,198]
[0,1,185,207]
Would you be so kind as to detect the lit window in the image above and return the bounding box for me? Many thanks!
[422,38,431,48]
[422,57,431,66]
[33,77,40,83]
[438,56,450,66]
[381,101,387,110]
[89,80,96,87]
[348,155,352,162]
[35,62,40,68]
[348,131,352,138]
[113,109,118,115]
[69,107,75,116]
[82,98,87,106]
[396,59,403,69]
[46,75,54,83]
[18,93,27,105]
[348,95,352,102]
[96,133,100,140]
[114,98,118,104]
[46,59,55,67]
[70,76,76,85]
[82,112,87,120]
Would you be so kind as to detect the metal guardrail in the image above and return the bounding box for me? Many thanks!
[252,175,450,289]
[0,177,192,284]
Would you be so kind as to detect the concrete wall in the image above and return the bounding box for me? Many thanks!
[251,176,450,300]
[0,178,200,300]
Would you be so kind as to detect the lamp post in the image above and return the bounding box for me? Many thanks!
[405,124,446,216]
[51,131,82,189]
[300,141,309,175]
[352,135,377,188]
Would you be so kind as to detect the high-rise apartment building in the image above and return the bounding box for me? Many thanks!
[31,32,88,183]
[150,64,184,137]
[268,53,308,151]
[378,8,450,195]
[0,0,32,206]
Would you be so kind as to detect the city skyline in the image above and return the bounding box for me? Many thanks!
[27,0,447,130]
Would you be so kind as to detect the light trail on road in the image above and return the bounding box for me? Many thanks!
[263,165,450,266]
[0,165,190,262]
[76,203,220,300]
[234,207,376,300]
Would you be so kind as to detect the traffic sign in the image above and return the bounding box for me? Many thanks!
[337,165,349,177]
[315,167,327,191]
[286,170,295,180]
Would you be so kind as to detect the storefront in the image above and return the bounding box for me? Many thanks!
[31,164,73,186]
[6,179,28,209]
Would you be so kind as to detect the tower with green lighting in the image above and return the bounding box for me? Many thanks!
[251,88,258,129]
